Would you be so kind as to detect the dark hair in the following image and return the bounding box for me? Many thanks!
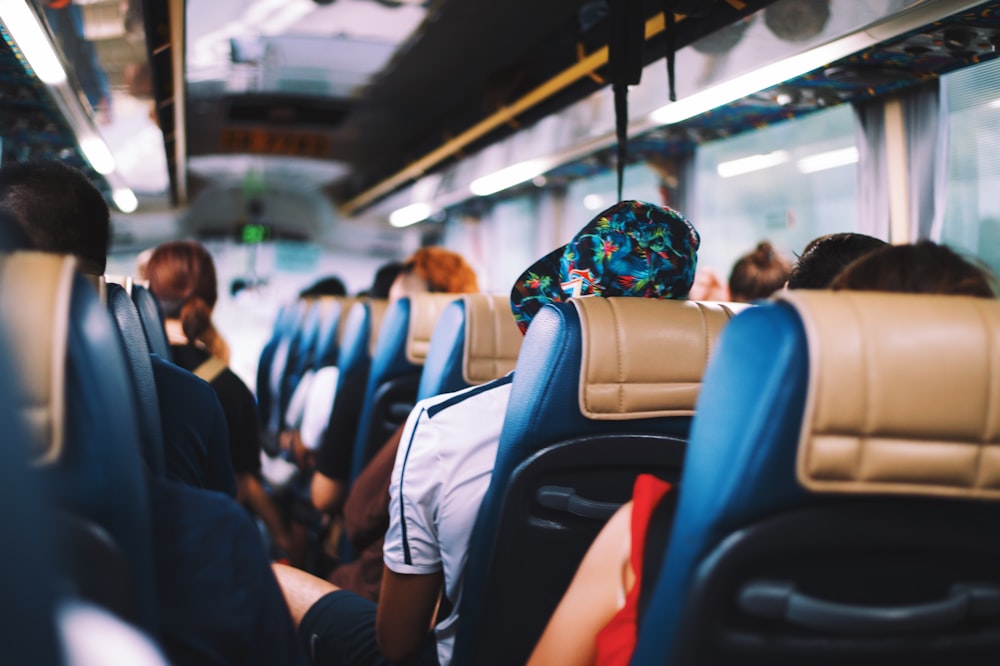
[146,241,227,356]
[370,261,404,299]
[300,276,347,298]
[830,241,997,298]
[788,233,888,290]
[401,247,479,293]
[0,160,110,274]
[728,241,790,302]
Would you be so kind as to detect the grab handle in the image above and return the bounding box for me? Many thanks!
[739,580,1000,635]
[535,486,622,520]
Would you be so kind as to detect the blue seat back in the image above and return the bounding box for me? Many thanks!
[417,293,522,401]
[132,284,171,359]
[313,297,354,370]
[454,297,744,666]
[0,252,159,636]
[348,293,459,483]
[632,291,1000,665]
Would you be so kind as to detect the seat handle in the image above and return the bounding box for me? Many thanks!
[535,486,621,520]
[739,580,1000,635]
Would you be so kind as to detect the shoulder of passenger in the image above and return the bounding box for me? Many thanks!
[424,372,514,419]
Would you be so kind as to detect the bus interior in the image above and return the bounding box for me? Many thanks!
[2,0,1000,663]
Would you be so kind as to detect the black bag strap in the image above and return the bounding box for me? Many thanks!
[608,0,645,202]
[637,485,679,623]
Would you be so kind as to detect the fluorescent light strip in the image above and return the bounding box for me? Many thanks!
[1,1,67,84]
[470,159,547,196]
[797,146,859,174]
[389,202,432,227]
[717,150,789,178]
[112,187,138,214]
[78,133,117,175]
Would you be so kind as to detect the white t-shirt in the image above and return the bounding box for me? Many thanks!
[384,374,514,666]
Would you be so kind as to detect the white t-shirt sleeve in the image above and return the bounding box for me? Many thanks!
[299,366,339,451]
[384,403,443,575]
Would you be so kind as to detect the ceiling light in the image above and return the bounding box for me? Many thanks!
[389,202,431,227]
[78,134,117,175]
[717,151,789,178]
[1,1,67,84]
[797,146,859,174]
[583,194,604,211]
[112,188,138,213]
[650,36,870,126]
[470,159,547,196]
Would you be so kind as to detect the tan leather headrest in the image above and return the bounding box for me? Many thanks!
[367,298,389,357]
[333,297,357,344]
[0,252,73,464]
[577,297,748,420]
[405,293,462,365]
[462,293,522,384]
[784,290,1000,500]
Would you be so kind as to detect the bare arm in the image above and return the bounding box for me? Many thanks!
[239,472,291,554]
[528,501,634,666]
[311,471,346,514]
[375,566,443,663]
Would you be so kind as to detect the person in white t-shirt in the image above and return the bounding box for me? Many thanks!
[273,200,701,666]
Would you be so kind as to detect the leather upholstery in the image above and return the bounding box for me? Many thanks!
[631,291,1000,665]
[786,291,1000,499]
[404,293,460,364]
[577,298,747,419]
[417,293,522,401]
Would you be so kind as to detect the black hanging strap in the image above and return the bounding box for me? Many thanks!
[608,0,644,202]
[663,4,677,102]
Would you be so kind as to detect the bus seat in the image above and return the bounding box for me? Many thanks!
[262,299,310,436]
[132,284,171,359]
[314,297,355,370]
[0,252,159,636]
[347,293,459,483]
[417,293,522,401]
[317,298,388,487]
[454,297,745,666]
[106,282,166,477]
[632,291,1000,666]
[256,303,294,433]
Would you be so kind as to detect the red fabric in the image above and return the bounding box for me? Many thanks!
[593,474,672,666]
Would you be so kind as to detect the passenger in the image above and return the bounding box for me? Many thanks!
[310,247,480,519]
[829,240,998,297]
[311,248,479,600]
[727,240,791,302]
[527,239,994,666]
[146,240,290,553]
[370,261,405,299]
[0,159,305,665]
[274,199,699,666]
[786,232,888,289]
[300,276,348,298]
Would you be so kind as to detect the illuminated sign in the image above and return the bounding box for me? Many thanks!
[240,222,270,244]
[220,127,330,158]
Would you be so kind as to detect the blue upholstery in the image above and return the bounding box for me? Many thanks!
[62,272,160,635]
[132,284,171,359]
[631,293,1000,665]
[318,299,385,484]
[416,298,467,400]
[107,282,166,477]
[347,296,422,482]
[312,298,349,369]
[455,299,707,666]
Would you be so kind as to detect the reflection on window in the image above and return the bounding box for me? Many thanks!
[942,57,1000,277]
[690,104,858,280]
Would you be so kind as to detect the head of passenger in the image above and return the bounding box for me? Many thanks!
[388,247,479,302]
[829,240,998,297]
[510,199,700,334]
[0,159,110,275]
[299,276,347,298]
[370,261,405,299]
[688,266,730,301]
[727,240,790,303]
[787,232,887,289]
[146,241,230,361]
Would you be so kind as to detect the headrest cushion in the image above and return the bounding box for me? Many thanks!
[462,293,522,384]
[0,252,73,464]
[577,297,747,420]
[405,293,461,365]
[785,290,1000,499]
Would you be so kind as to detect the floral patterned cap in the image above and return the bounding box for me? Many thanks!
[510,200,700,334]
